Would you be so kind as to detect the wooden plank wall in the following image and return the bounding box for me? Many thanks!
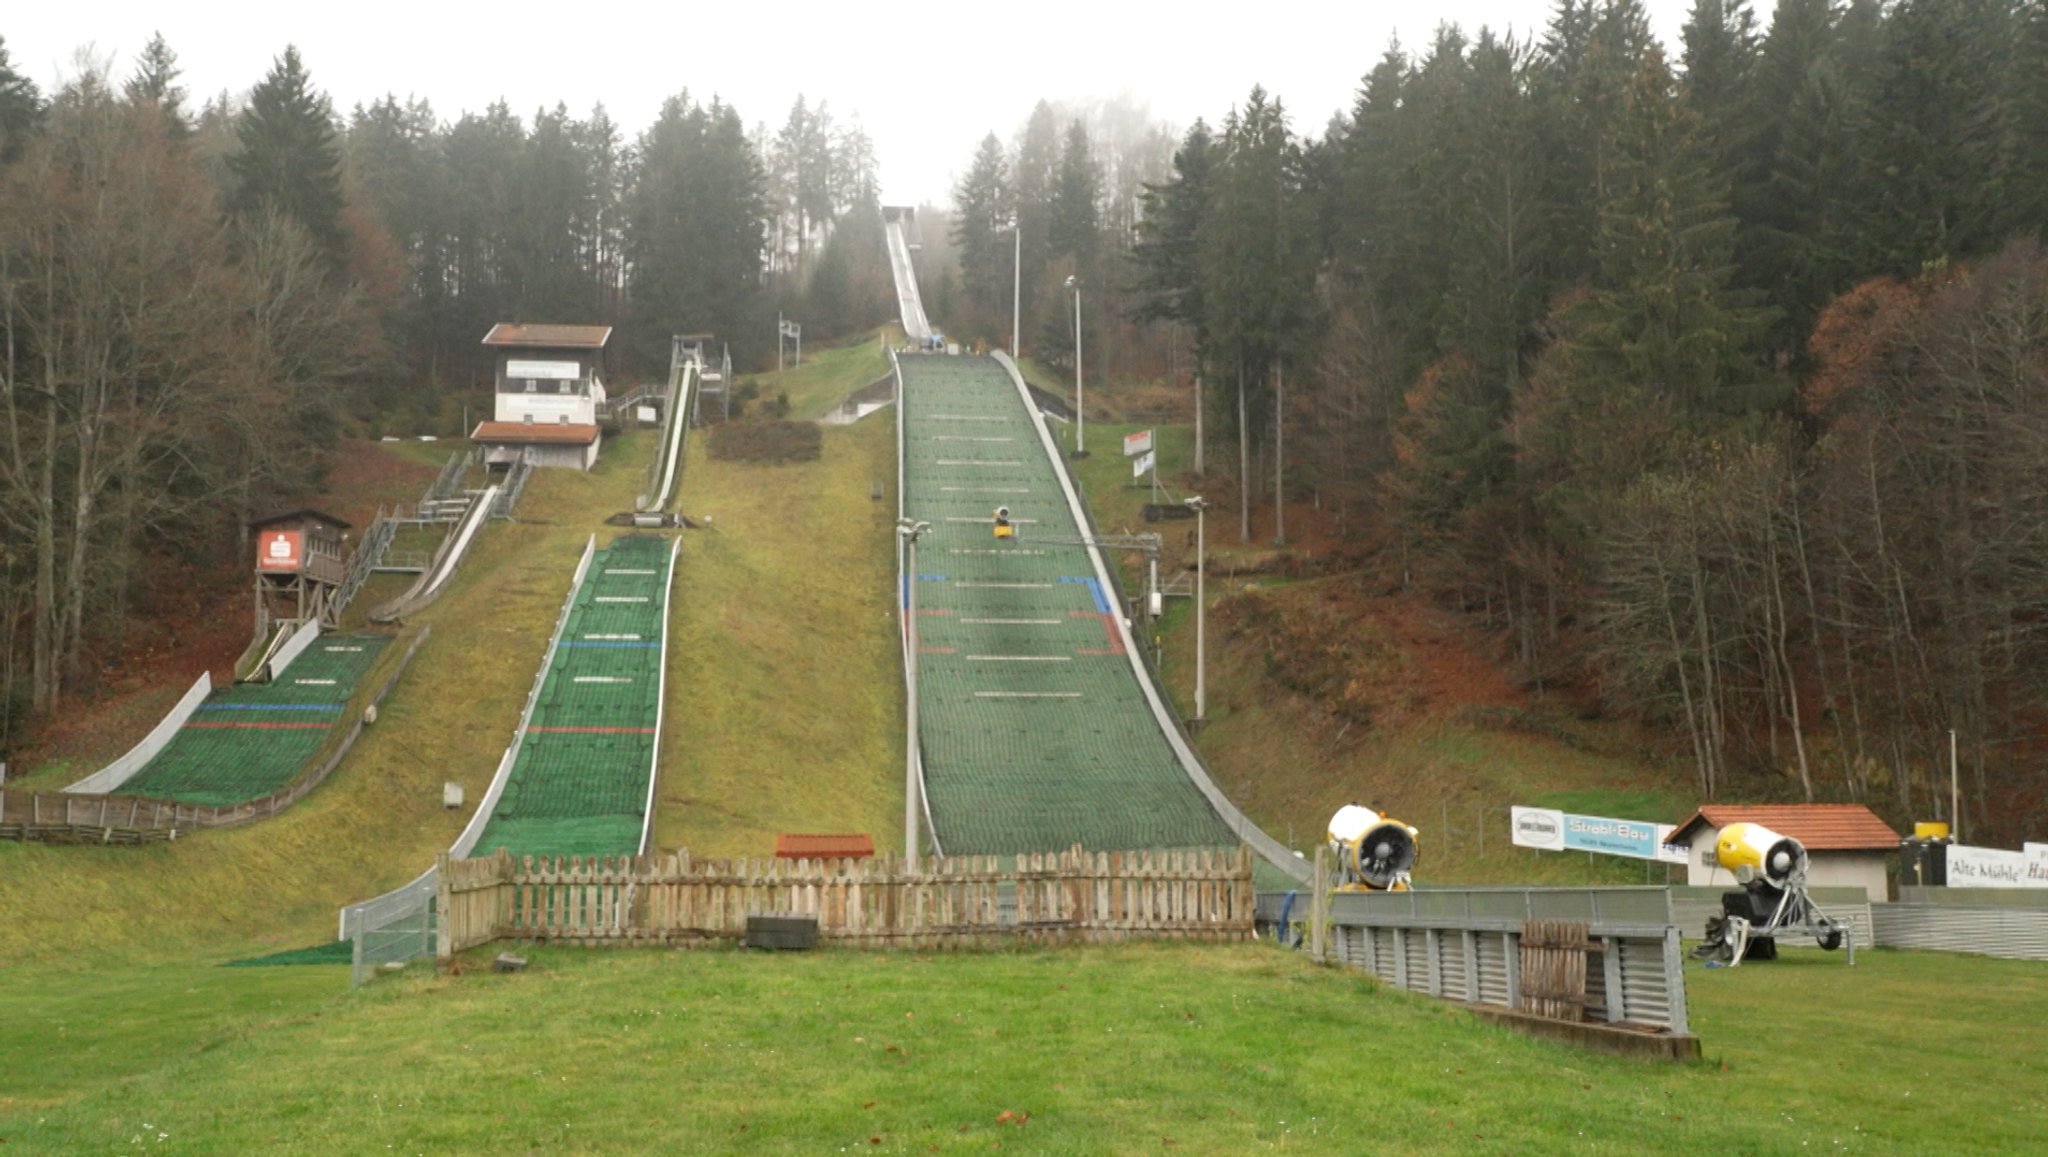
[436,846,1256,957]
[1518,919,1596,1022]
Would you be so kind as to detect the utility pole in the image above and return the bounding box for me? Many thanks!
[1196,497,1207,723]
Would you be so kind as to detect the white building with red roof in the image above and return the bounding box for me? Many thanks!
[473,323,612,469]
[1667,804,1900,899]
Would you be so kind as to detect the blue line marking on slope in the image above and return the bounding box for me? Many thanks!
[1056,576,1113,614]
[558,642,661,649]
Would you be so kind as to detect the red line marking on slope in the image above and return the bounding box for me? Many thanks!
[916,608,952,616]
[920,646,957,654]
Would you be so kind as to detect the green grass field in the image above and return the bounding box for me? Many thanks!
[3,943,2042,1153]
[742,333,893,421]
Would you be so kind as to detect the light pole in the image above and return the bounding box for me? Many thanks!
[1065,275,1086,457]
[898,518,932,867]
[1186,496,1208,724]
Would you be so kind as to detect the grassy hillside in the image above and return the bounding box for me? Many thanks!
[4,942,2043,1153]
[738,332,893,421]
[656,411,904,857]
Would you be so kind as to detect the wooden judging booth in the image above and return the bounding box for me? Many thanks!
[250,508,350,631]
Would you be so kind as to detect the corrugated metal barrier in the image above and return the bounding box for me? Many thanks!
[1265,884,1691,1036]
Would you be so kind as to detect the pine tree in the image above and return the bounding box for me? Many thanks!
[950,133,1012,317]
[124,32,189,138]
[229,46,347,267]
[0,35,43,164]
[1129,119,1214,347]
[1048,120,1101,267]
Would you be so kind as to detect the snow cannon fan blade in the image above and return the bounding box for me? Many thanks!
[1352,821,1418,890]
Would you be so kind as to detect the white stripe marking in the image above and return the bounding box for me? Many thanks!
[594,596,650,603]
[931,436,1016,443]
[950,549,1046,555]
[293,678,336,685]
[962,618,1061,625]
[967,655,1072,662]
[605,568,658,575]
[929,415,1008,422]
[323,646,364,652]
[946,516,1037,524]
[573,676,633,684]
[941,487,1031,494]
[975,691,1083,698]
[958,582,1054,589]
[582,633,644,641]
[935,460,1024,466]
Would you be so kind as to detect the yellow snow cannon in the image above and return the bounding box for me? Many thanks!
[993,506,1015,539]
[1693,821,1849,966]
[1326,803,1419,892]
[1714,822,1805,888]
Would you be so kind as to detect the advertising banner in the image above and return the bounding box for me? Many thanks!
[506,359,581,380]
[1133,450,1155,479]
[1512,805,1686,863]
[1946,843,2048,888]
[257,530,303,572]
[1124,429,1154,457]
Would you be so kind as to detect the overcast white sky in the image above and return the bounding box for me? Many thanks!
[6,1,1695,206]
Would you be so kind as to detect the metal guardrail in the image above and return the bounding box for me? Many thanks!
[493,457,534,519]
[1268,877,1691,1036]
[427,450,467,503]
[332,507,399,619]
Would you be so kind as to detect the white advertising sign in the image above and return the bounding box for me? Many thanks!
[1133,450,1156,479]
[507,359,581,380]
[1512,805,1687,863]
[1511,806,1566,851]
[1946,843,2048,888]
[1123,429,1154,457]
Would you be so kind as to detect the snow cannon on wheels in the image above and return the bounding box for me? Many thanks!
[1692,822,1848,966]
[992,507,1014,540]
[1326,804,1419,892]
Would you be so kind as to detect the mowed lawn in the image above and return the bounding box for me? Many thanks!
[1,943,2042,1154]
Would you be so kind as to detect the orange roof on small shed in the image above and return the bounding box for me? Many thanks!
[1667,804,1899,851]
[775,833,875,859]
[482,323,612,349]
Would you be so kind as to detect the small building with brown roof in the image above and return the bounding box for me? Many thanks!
[474,323,612,470]
[1667,804,1900,899]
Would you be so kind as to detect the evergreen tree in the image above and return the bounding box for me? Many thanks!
[0,35,43,164]
[626,94,767,368]
[950,133,1012,317]
[1129,119,1215,350]
[1048,120,1101,266]
[123,32,189,137]
[228,46,347,266]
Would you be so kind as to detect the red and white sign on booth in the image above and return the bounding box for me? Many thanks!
[258,530,303,572]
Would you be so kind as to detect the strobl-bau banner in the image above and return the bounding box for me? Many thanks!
[1512,806,1688,864]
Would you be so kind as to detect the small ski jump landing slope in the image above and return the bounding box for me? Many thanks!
[467,534,678,859]
[99,636,392,806]
[897,354,1307,881]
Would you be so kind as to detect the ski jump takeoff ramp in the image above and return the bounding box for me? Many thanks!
[895,352,1309,883]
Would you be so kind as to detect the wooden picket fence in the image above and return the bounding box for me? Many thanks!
[437,845,1256,958]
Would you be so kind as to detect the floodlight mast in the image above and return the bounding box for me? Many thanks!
[1186,497,1208,723]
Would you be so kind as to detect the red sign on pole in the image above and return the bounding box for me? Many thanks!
[257,530,303,572]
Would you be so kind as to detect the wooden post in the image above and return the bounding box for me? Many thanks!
[435,852,453,962]
[1311,844,1331,963]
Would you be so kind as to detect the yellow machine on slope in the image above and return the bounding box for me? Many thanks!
[1692,821,1849,965]
[1326,804,1419,892]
